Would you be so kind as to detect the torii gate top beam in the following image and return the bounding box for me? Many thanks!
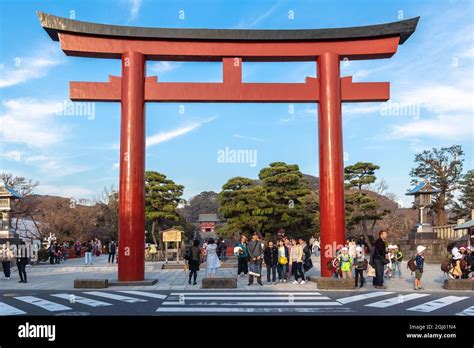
[37,12,418,103]
[38,12,418,61]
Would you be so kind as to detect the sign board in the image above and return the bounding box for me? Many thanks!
[162,229,182,242]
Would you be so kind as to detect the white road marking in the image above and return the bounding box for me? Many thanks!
[167,296,330,301]
[162,301,341,306]
[15,296,71,312]
[336,292,394,304]
[84,291,147,303]
[51,294,112,307]
[456,306,474,316]
[407,296,469,313]
[157,307,351,313]
[170,292,321,296]
[118,291,167,299]
[0,302,26,316]
[365,293,430,308]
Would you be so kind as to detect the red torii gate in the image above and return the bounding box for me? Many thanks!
[38,12,418,281]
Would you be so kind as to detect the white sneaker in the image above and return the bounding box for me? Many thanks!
[300,280,306,285]
[5,277,10,280]
[292,280,298,284]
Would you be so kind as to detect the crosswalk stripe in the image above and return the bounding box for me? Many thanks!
[455,306,474,316]
[170,292,321,296]
[167,296,330,301]
[365,293,430,308]
[15,296,71,312]
[336,292,394,304]
[407,296,469,313]
[84,291,147,303]
[157,307,352,313]
[162,301,341,306]
[118,291,167,299]
[51,294,112,307]
[0,302,26,316]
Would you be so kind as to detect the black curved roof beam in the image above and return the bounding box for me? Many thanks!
[37,11,419,45]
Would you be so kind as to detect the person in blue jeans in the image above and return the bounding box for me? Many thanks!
[414,245,425,290]
[277,239,289,282]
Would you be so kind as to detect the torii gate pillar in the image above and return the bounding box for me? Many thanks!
[317,52,346,276]
[118,51,146,281]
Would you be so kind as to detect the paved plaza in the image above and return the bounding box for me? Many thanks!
[0,254,472,316]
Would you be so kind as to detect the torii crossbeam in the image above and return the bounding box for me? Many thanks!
[38,12,418,281]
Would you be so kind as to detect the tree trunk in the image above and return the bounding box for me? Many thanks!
[437,194,447,226]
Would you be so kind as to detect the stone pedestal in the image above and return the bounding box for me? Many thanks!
[398,233,449,263]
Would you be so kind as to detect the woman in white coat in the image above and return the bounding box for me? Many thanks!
[205,238,221,277]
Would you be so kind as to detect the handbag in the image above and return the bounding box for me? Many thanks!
[278,256,288,265]
[249,262,261,277]
[303,258,313,272]
[367,264,376,277]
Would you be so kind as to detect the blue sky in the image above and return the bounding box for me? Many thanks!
[0,0,473,207]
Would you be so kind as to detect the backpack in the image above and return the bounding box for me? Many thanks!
[184,247,192,261]
[110,243,116,253]
[407,258,417,272]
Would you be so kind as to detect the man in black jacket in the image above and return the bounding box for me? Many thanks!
[371,230,388,289]
[264,241,278,284]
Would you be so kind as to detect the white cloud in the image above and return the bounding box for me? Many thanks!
[390,113,472,139]
[0,50,62,88]
[146,116,216,148]
[129,0,142,21]
[236,2,280,28]
[233,134,264,142]
[36,184,94,199]
[1,150,22,162]
[0,98,66,148]
[389,81,474,140]
[148,62,181,75]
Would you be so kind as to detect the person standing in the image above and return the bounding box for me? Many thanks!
[1,244,13,280]
[300,238,313,276]
[264,240,278,284]
[338,247,353,279]
[74,241,81,258]
[353,246,367,287]
[149,243,157,262]
[414,245,426,290]
[205,238,221,277]
[393,246,403,278]
[309,236,315,254]
[247,232,263,286]
[17,241,29,283]
[277,239,289,283]
[219,239,227,262]
[85,240,93,265]
[371,230,388,289]
[108,240,116,264]
[236,235,248,277]
[289,238,305,284]
[54,241,61,264]
[48,242,55,265]
[185,240,203,285]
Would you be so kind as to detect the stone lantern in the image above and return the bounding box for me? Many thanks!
[0,183,22,239]
[405,180,440,233]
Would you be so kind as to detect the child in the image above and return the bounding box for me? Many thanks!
[338,247,353,279]
[414,245,426,290]
[353,246,367,287]
[393,246,403,278]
